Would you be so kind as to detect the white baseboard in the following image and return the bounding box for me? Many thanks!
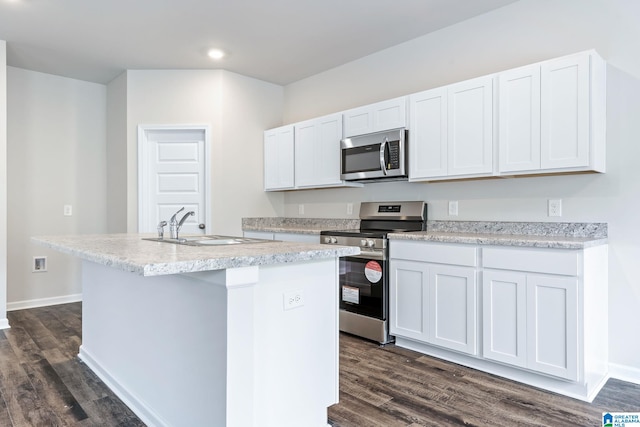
[7,293,82,312]
[79,345,168,427]
[0,318,9,330]
[609,363,640,385]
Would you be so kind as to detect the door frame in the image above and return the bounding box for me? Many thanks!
[137,124,212,233]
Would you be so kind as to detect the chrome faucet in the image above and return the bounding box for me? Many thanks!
[169,207,195,240]
[157,220,167,239]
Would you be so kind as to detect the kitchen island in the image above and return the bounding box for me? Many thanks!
[33,234,359,427]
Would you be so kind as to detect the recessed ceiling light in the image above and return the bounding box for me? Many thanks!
[207,49,226,60]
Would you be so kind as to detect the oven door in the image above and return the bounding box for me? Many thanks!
[339,253,387,320]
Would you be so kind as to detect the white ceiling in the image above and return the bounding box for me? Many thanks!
[0,0,519,85]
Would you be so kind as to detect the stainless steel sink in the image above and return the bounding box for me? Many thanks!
[143,235,274,246]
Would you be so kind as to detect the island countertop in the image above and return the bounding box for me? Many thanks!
[32,233,360,276]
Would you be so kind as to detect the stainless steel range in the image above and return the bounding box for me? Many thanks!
[321,201,427,344]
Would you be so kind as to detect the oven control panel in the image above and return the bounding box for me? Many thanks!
[322,235,385,249]
[321,235,386,260]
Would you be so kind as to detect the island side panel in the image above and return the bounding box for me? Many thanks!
[78,257,340,427]
[79,260,229,427]
[252,258,340,427]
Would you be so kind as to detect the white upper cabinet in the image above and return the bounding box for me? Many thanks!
[409,75,495,181]
[448,76,495,177]
[264,125,294,191]
[343,97,407,137]
[294,113,344,188]
[265,114,356,191]
[499,64,542,172]
[499,50,606,174]
[408,87,448,179]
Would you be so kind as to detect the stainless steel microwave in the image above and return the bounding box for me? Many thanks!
[340,128,407,182]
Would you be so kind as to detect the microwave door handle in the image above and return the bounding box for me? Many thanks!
[379,138,388,175]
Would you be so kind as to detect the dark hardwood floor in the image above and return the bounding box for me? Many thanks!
[329,333,640,427]
[0,303,638,426]
[0,303,144,426]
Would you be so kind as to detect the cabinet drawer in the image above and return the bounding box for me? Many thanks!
[483,247,579,276]
[390,241,477,267]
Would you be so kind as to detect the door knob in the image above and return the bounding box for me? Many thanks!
[198,223,206,229]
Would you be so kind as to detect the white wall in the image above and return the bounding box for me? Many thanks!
[0,41,8,327]
[125,69,284,235]
[281,0,640,381]
[106,72,128,233]
[6,67,108,309]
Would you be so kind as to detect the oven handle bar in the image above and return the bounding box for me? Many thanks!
[346,250,385,261]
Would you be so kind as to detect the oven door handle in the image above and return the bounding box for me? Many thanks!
[350,250,385,261]
[379,137,388,175]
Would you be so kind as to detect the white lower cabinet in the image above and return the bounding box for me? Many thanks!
[482,270,578,380]
[390,239,608,401]
[390,242,478,355]
[429,264,477,354]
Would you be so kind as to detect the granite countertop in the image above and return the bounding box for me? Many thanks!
[389,221,608,249]
[389,231,607,249]
[32,234,360,277]
[242,217,360,234]
[242,218,609,249]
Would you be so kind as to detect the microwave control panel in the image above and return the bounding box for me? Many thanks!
[387,141,400,170]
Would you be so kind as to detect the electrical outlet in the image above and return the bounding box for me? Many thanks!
[298,204,304,215]
[283,290,304,310]
[448,200,459,216]
[347,203,353,215]
[548,199,562,217]
[63,205,73,216]
[33,256,47,272]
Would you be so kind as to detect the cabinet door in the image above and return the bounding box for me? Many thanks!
[409,87,448,180]
[498,65,541,173]
[428,264,477,355]
[540,53,590,170]
[264,125,294,190]
[294,114,343,188]
[448,76,494,177]
[482,270,527,367]
[526,274,578,380]
[343,97,406,137]
[390,260,429,342]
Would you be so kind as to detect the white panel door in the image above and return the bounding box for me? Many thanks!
[526,274,579,380]
[482,270,527,367]
[428,264,477,355]
[409,87,448,180]
[540,53,590,169]
[499,64,541,172]
[138,126,209,235]
[448,76,494,176]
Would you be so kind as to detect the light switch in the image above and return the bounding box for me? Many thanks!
[64,205,73,216]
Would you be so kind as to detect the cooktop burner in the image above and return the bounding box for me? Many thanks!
[321,201,427,239]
